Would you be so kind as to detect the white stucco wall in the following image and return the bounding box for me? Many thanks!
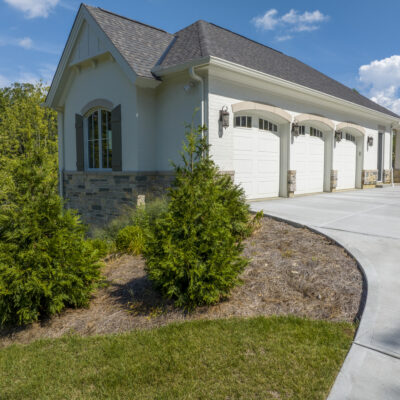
[63,59,137,171]
[155,73,202,170]
[207,70,392,181]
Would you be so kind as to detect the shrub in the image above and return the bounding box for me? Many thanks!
[0,151,102,326]
[144,124,252,309]
[115,225,146,255]
[92,198,168,256]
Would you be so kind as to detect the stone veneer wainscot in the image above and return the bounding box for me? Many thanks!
[63,171,175,225]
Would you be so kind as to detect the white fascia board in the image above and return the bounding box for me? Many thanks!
[45,5,139,109]
[208,56,400,124]
[151,56,211,77]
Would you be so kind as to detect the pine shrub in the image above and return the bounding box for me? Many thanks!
[144,124,252,309]
[0,151,102,326]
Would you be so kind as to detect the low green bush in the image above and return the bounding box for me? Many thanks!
[144,124,253,309]
[115,225,147,255]
[0,151,102,326]
[92,198,168,256]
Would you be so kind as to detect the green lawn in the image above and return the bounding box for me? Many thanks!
[0,316,353,400]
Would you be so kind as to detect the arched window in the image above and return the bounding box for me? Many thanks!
[86,109,112,169]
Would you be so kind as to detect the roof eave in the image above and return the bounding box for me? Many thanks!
[208,56,400,123]
[152,56,211,77]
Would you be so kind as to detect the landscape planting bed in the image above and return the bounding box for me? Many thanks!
[0,216,363,346]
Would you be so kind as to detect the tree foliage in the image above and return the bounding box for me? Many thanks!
[0,83,101,326]
[0,83,58,167]
[144,124,253,309]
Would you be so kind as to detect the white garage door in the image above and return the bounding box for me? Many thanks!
[334,135,357,190]
[293,131,325,195]
[233,128,280,199]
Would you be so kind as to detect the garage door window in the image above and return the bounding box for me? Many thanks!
[346,133,356,142]
[259,118,278,132]
[235,115,252,128]
[310,127,323,138]
[299,125,306,135]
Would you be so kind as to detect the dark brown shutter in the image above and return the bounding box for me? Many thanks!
[111,104,122,171]
[75,114,84,171]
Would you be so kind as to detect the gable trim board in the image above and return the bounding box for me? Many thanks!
[46,5,400,224]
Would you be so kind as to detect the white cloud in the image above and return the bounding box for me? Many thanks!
[0,64,56,88]
[276,35,293,42]
[18,37,33,49]
[252,9,279,31]
[252,8,329,39]
[3,0,59,18]
[358,55,400,114]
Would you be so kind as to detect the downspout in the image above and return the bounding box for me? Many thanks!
[189,66,204,128]
[391,128,395,187]
[57,111,65,198]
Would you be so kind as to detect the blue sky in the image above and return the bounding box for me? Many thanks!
[1,0,400,112]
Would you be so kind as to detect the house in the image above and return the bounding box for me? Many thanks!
[45,4,400,225]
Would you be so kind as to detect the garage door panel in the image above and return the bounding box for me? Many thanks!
[334,140,356,190]
[233,128,280,199]
[293,135,325,195]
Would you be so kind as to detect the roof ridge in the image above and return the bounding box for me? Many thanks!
[85,5,171,35]
[197,20,210,57]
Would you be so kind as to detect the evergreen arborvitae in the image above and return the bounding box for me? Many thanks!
[0,150,101,326]
[144,124,252,309]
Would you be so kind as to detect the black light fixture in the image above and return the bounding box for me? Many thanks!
[291,123,300,136]
[219,106,229,128]
[367,136,374,146]
[335,131,343,142]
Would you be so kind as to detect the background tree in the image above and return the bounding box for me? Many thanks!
[0,83,57,168]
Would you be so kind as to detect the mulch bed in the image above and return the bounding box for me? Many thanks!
[0,216,363,347]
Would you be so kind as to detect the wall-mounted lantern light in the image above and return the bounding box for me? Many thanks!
[219,106,229,128]
[291,123,300,136]
[335,131,343,142]
[367,136,374,146]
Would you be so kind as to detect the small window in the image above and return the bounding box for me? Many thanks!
[86,109,112,169]
[235,115,252,128]
[299,125,305,135]
[259,118,278,132]
[310,127,323,138]
[346,133,356,142]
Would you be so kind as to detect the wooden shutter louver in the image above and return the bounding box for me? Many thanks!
[111,105,122,171]
[75,113,84,171]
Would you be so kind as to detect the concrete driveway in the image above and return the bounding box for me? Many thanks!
[250,187,400,400]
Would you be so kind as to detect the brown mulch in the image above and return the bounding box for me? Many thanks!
[0,217,363,347]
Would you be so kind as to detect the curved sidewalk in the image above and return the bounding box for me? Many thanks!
[250,187,400,400]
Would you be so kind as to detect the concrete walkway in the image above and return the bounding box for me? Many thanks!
[250,187,400,400]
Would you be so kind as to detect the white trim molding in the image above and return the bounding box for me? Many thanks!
[336,122,366,135]
[295,113,335,130]
[231,101,292,123]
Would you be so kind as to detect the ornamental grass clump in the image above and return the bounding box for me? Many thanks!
[144,123,253,309]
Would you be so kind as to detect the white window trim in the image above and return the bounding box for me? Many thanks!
[84,108,112,171]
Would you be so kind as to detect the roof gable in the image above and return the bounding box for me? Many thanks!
[85,5,174,79]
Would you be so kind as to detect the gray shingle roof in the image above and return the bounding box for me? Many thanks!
[86,6,399,119]
[85,5,174,79]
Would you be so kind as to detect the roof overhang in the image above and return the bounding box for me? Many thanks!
[155,55,400,124]
[45,5,140,109]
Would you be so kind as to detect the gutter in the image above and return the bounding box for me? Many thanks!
[154,56,400,125]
